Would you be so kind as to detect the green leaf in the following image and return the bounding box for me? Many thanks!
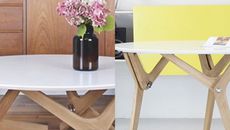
[103,15,115,31]
[94,27,104,33]
[77,24,87,37]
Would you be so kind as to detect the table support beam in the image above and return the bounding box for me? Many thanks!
[148,57,169,82]
[162,54,217,88]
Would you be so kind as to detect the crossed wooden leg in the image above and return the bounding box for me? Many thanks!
[124,53,168,130]
[163,54,230,130]
[0,90,48,130]
[22,90,115,130]
[199,55,230,130]
[199,55,216,130]
[213,64,230,130]
[124,52,230,130]
[60,90,115,130]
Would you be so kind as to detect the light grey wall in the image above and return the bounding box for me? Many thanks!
[115,13,133,42]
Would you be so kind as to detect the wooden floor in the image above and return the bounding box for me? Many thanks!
[1,95,113,130]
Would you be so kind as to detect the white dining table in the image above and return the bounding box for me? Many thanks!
[116,41,230,130]
[0,55,115,130]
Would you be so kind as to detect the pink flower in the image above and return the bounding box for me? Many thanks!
[89,1,110,27]
[57,2,68,16]
[78,4,87,15]
[57,0,111,27]
[66,16,84,26]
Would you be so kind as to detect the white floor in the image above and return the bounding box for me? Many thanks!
[116,118,225,130]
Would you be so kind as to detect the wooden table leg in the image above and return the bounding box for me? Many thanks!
[22,91,115,130]
[124,53,229,130]
[199,55,216,130]
[199,55,230,130]
[130,85,144,130]
[124,53,145,130]
[60,103,116,130]
[215,92,230,130]
[0,90,48,130]
[213,64,230,130]
[204,91,215,130]
[63,90,115,130]
[82,107,115,130]
[60,122,70,130]
[124,53,168,130]
[163,54,230,130]
[0,90,19,120]
[66,90,106,115]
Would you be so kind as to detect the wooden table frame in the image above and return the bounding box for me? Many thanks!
[0,90,115,130]
[124,53,230,130]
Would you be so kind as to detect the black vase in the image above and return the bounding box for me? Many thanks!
[73,24,99,71]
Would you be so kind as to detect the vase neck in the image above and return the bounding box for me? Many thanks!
[85,24,94,35]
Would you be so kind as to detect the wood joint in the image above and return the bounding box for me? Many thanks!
[124,53,168,90]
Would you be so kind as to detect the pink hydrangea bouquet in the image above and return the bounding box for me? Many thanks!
[57,0,115,36]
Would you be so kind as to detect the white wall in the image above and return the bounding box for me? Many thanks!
[116,61,230,118]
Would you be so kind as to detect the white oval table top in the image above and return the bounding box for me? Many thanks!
[0,55,115,91]
[116,41,230,54]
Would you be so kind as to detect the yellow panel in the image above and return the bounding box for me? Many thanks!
[133,6,230,75]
